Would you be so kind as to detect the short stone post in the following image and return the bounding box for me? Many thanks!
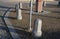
[43,1,46,6]
[16,3,22,20]
[32,19,42,39]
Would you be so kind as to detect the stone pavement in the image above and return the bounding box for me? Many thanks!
[9,4,60,39]
[0,2,60,39]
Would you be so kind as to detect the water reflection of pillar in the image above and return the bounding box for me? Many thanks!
[36,0,43,13]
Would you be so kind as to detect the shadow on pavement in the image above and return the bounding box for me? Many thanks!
[0,5,15,9]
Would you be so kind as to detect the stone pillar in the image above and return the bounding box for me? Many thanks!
[36,0,43,13]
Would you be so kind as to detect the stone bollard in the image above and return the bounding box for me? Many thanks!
[18,9,22,20]
[43,1,46,7]
[16,3,22,20]
[32,19,42,38]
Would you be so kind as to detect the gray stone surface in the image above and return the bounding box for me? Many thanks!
[0,8,12,39]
